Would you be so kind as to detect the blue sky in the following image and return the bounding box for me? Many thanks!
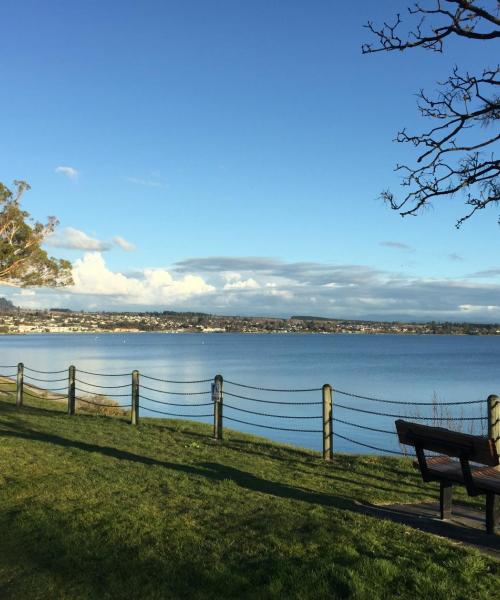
[1,0,499,320]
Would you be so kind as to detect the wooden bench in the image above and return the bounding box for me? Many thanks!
[395,419,500,534]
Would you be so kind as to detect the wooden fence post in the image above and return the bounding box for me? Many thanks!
[488,394,500,471]
[131,370,140,425]
[322,384,333,460]
[68,365,76,415]
[212,374,223,441]
[16,362,24,409]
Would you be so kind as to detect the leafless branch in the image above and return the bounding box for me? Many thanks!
[363,1,499,226]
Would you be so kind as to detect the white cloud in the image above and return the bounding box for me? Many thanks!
[459,304,500,312]
[223,272,242,283]
[47,229,137,253]
[224,278,260,290]
[324,282,357,288]
[55,166,79,180]
[113,236,136,252]
[71,253,215,304]
[46,228,112,251]
[266,289,293,300]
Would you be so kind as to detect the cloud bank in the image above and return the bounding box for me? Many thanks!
[71,253,215,304]
[6,254,500,322]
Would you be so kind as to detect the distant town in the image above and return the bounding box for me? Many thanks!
[0,297,498,335]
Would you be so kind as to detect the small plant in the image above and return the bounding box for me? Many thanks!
[399,391,487,456]
[76,395,127,417]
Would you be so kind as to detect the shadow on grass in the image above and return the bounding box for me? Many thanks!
[0,498,280,600]
[0,418,348,510]
[173,425,431,498]
[0,411,420,504]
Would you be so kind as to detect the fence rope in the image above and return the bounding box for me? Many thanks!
[23,387,66,402]
[224,390,322,405]
[24,366,67,375]
[333,431,405,455]
[23,389,62,400]
[334,402,486,421]
[75,378,131,389]
[24,374,68,383]
[0,365,17,369]
[75,387,130,398]
[29,386,68,393]
[224,403,321,419]
[141,383,210,396]
[224,415,322,433]
[141,405,212,417]
[141,374,213,384]
[332,387,485,406]
[225,380,322,393]
[0,373,17,378]
[78,369,130,377]
[332,416,396,435]
[140,394,213,407]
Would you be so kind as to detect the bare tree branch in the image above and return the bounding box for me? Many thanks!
[363,1,499,226]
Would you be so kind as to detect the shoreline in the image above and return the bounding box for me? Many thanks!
[0,330,495,336]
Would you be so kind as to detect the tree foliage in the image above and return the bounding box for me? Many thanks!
[363,0,499,227]
[0,181,73,287]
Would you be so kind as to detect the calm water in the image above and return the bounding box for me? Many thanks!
[1,333,498,454]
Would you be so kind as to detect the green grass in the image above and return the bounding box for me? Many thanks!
[0,391,498,599]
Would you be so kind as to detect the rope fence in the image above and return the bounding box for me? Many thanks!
[331,387,485,406]
[24,374,68,383]
[140,394,213,407]
[3,362,498,460]
[75,379,131,389]
[75,388,131,398]
[223,390,322,405]
[333,401,486,421]
[141,374,213,384]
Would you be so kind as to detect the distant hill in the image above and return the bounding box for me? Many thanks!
[0,297,16,313]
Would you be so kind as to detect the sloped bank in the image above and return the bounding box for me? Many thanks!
[0,394,498,599]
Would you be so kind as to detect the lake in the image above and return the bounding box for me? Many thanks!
[1,333,498,454]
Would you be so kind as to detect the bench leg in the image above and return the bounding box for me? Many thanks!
[439,481,453,520]
[486,493,498,535]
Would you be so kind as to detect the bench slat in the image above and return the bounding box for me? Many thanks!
[396,419,499,466]
[424,458,500,494]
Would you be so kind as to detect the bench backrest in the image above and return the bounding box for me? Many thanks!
[395,419,499,466]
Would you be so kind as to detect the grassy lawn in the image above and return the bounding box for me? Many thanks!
[0,390,498,599]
